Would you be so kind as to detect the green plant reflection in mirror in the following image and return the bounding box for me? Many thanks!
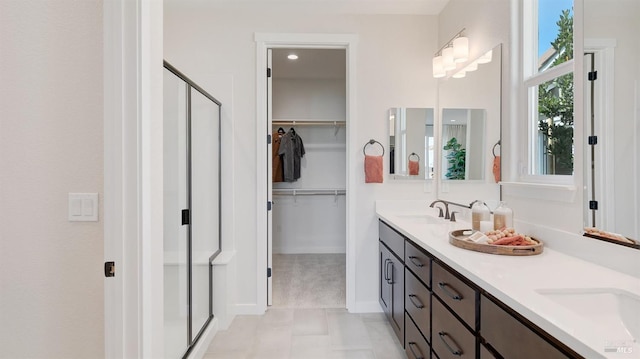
[441,109,486,181]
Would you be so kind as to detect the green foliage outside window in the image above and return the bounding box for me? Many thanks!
[538,9,574,175]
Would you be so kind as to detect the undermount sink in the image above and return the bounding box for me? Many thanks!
[395,213,445,225]
[536,288,640,343]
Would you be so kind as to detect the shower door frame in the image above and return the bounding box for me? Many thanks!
[164,60,223,359]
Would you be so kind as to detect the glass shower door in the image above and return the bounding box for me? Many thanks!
[163,68,189,359]
[190,87,221,338]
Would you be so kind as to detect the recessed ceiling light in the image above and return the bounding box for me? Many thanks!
[287,54,298,60]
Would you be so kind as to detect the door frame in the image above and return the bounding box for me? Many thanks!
[583,39,615,231]
[103,0,164,357]
[255,33,358,313]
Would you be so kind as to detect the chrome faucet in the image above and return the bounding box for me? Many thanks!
[429,200,450,220]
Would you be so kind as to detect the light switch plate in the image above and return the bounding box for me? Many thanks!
[68,193,99,221]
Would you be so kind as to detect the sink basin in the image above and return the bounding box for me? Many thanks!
[395,213,445,225]
[536,288,640,343]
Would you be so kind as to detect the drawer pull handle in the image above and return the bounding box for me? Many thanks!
[408,294,425,309]
[438,282,463,301]
[438,331,463,356]
[408,342,425,359]
[384,259,391,281]
[409,256,425,267]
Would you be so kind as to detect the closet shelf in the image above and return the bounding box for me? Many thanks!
[304,143,346,150]
[273,188,346,196]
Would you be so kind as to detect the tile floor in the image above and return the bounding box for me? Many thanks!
[205,254,406,359]
[272,254,346,308]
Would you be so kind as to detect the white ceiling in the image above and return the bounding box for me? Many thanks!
[169,0,450,15]
[272,49,346,79]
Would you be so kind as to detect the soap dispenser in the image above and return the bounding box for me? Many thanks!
[493,201,513,230]
[471,200,491,231]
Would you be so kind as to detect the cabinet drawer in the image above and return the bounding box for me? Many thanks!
[432,261,477,329]
[432,297,476,359]
[481,295,574,359]
[405,313,431,359]
[480,343,498,359]
[405,269,431,339]
[379,220,405,259]
[405,240,431,285]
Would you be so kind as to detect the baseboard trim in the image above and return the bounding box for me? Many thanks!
[351,300,383,313]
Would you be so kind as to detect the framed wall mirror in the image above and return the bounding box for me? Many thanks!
[436,44,502,207]
[388,107,435,180]
[583,0,639,247]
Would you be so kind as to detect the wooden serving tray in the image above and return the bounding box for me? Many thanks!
[449,229,544,256]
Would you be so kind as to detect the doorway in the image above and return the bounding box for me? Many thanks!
[268,48,347,308]
[255,33,358,313]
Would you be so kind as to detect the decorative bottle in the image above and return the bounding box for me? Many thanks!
[493,201,513,230]
[471,200,491,231]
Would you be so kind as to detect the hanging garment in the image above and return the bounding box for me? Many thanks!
[272,131,284,182]
[364,155,383,183]
[278,128,305,182]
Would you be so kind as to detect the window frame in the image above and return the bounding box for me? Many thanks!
[520,0,576,184]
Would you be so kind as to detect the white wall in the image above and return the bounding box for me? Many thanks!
[0,1,104,357]
[164,4,438,311]
[273,78,346,120]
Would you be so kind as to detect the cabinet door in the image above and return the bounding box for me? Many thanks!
[379,242,392,316]
[481,295,574,359]
[389,253,404,345]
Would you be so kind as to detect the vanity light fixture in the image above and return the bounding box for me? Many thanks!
[287,54,299,60]
[453,36,469,63]
[442,46,456,71]
[432,28,469,78]
[432,55,446,78]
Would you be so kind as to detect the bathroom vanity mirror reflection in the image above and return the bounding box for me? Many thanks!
[583,1,639,246]
[388,107,435,180]
[437,44,502,205]
[441,109,486,181]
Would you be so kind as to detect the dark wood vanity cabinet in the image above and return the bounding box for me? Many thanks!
[378,220,583,359]
[480,294,577,359]
[379,221,404,344]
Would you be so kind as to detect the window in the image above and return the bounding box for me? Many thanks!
[523,0,574,177]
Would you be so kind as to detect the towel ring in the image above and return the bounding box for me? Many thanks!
[363,139,385,156]
[492,140,501,158]
[409,152,420,162]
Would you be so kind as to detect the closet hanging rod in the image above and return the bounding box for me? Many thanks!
[272,120,346,126]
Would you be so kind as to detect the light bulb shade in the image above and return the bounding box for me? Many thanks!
[477,49,493,64]
[442,47,456,71]
[432,56,446,78]
[465,61,478,72]
[452,70,466,79]
[453,36,469,63]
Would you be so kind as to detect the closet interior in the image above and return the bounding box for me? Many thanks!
[270,48,347,308]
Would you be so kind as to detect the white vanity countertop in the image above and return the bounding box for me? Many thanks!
[376,204,640,359]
